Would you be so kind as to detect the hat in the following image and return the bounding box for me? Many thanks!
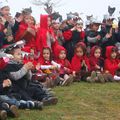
[22,7,32,15]
[91,18,101,25]
[103,14,114,21]
[0,0,9,9]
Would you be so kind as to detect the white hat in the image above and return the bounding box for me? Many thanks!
[91,18,101,24]
[103,14,114,20]
[0,0,9,9]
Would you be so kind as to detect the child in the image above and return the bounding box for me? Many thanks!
[104,46,120,81]
[63,20,85,61]
[36,15,58,54]
[54,45,73,86]
[87,46,105,83]
[86,20,101,49]
[3,46,58,106]
[37,46,60,88]
[15,15,36,48]
[71,42,90,81]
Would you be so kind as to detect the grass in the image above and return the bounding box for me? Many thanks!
[9,82,120,120]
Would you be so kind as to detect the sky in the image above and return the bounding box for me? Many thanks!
[8,0,120,23]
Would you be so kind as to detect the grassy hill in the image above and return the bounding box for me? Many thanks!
[9,82,120,120]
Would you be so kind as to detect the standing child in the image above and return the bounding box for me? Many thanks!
[71,42,90,81]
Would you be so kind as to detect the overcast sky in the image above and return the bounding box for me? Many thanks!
[8,0,120,23]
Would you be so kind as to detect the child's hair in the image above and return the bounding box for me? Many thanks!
[92,46,102,56]
[74,42,86,55]
[42,47,52,61]
[111,46,118,53]
[30,16,36,25]
[7,46,20,55]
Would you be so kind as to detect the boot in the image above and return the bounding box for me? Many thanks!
[2,103,19,118]
[97,73,105,83]
[0,110,7,120]
[42,97,58,106]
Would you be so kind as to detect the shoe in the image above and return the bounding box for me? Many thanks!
[0,110,7,120]
[42,97,58,106]
[62,75,73,86]
[3,103,19,118]
[97,73,105,83]
[26,101,35,109]
[107,73,114,82]
[9,105,19,118]
[34,101,43,110]
[90,71,97,82]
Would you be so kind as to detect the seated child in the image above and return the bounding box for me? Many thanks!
[104,46,120,82]
[71,42,90,81]
[3,46,58,106]
[54,45,73,86]
[87,46,105,83]
[37,46,61,88]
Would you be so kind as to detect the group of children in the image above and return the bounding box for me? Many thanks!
[0,0,120,119]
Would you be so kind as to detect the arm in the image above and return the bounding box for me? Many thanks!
[9,67,28,81]
[87,36,97,43]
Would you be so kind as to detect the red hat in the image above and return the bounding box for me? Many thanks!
[54,45,66,58]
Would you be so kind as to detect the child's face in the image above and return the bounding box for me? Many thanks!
[52,22,60,30]
[13,48,22,62]
[24,15,31,25]
[92,24,99,31]
[94,48,101,58]
[59,50,66,60]
[76,47,84,57]
[111,52,117,59]
[0,6,10,16]
[43,49,50,61]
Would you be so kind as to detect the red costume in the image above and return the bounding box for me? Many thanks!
[36,15,58,54]
[89,46,104,72]
[71,42,90,72]
[55,45,72,75]
[15,21,36,48]
[104,46,120,76]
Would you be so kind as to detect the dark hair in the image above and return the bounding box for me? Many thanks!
[8,46,21,55]
[111,47,118,53]
[42,47,52,61]
[74,42,86,55]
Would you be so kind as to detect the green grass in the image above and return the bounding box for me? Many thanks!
[9,82,120,120]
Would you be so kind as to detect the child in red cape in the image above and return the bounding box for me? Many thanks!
[104,46,120,81]
[54,45,73,86]
[71,42,90,81]
[37,46,59,88]
[15,15,36,48]
[36,15,58,54]
[87,46,105,83]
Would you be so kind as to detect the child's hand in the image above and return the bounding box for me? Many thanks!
[50,65,56,70]
[73,71,76,77]
[118,63,120,68]
[36,63,41,70]
[3,79,12,88]
[81,60,86,66]
[105,33,112,39]
[71,26,76,31]
[95,65,100,69]
[24,62,34,70]
[96,35,101,40]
